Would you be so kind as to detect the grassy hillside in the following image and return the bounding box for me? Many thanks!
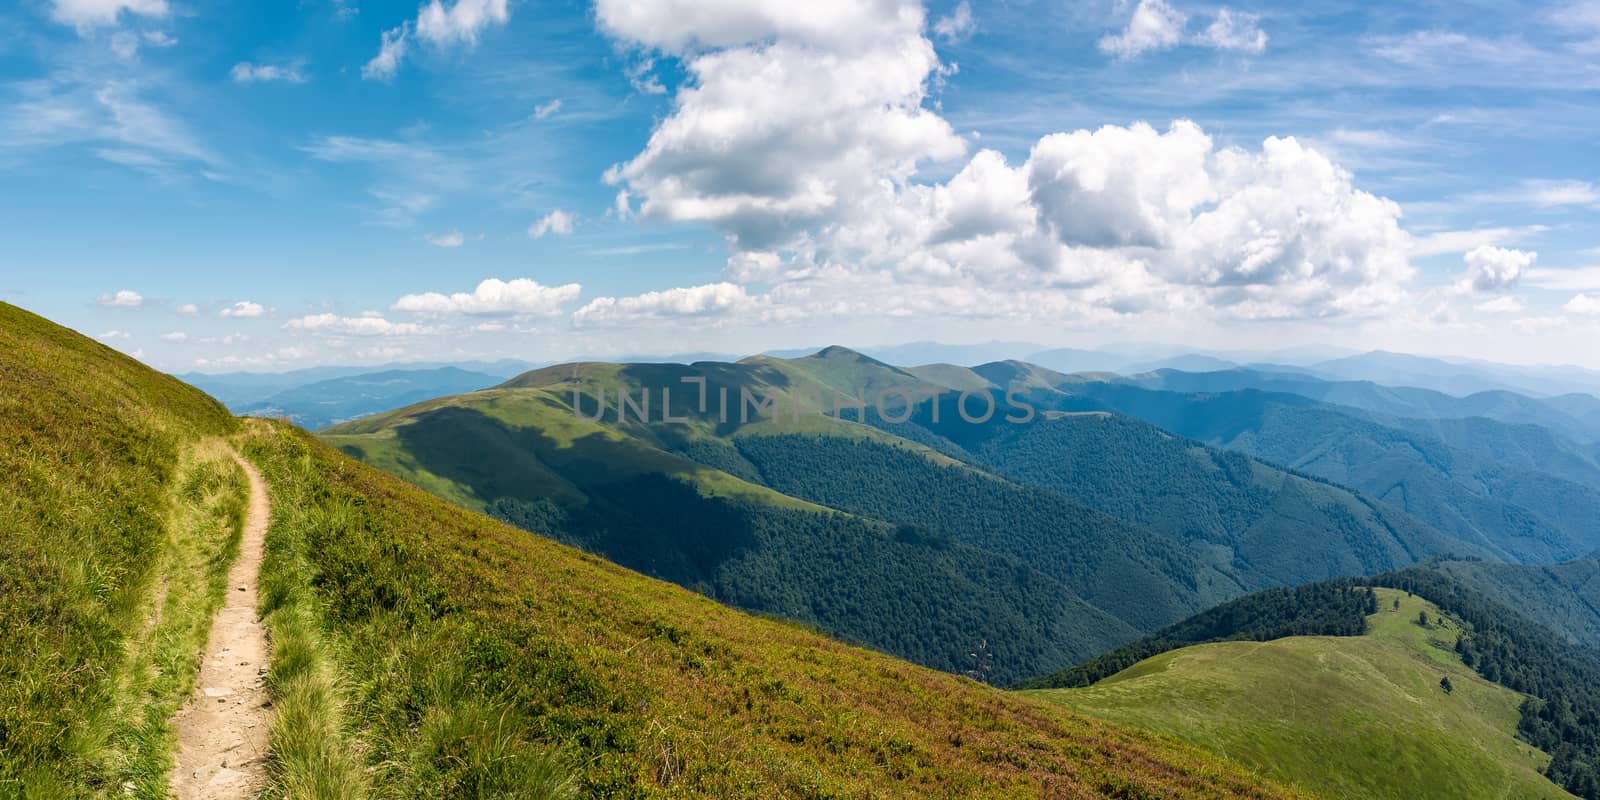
[246,420,1301,798]
[1028,588,1573,800]
[0,302,243,794]
[322,374,1138,684]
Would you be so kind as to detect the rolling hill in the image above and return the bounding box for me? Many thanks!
[0,301,1306,797]
[1026,588,1572,799]
[947,369,1600,564]
[320,346,1503,685]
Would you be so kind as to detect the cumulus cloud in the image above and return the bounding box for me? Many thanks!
[51,0,167,30]
[600,0,964,250]
[159,331,188,342]
[177,303,199,315]
[219,300,266,318]
[528,210,575,238]
[1460,245,1536,292]
[98,289,145,307]
[1566,294,1600,315]
[230,62,307,84]
[416,0,509,44]
[1099,0,1266,59]
[98,329,131,340]
[597,0,1406,326]
[392,278,581,315]
[363,0,508,79]
[574,282,756,324]
[284,312,427,336]
[533,99,563,119]
[425,230,465,247]
[1098,0,1187,58]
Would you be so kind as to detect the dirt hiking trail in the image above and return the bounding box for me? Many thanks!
[167,449,272,799]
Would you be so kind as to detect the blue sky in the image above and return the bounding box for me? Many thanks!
[2,0,1598,371]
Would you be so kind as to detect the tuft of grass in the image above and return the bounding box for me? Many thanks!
[106,440,249,798]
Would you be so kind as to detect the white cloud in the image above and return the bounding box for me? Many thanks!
[1196,8,1267,53]
[1474,295,1525,314]
[392,278,581,316]
[363,0,508,79]
[595,0,915,52]
[528,210,575,238]
[1098,1,1266,59]
[534,99,563,119]
[933,1,975,43]
[1410,226,1546,258]
[1460,245,1537,292]
[159,331,188,342]
[1099,0,1187,58]
[98,289,145,307]
[284,313,427,336]
[1566,293,1600,315]
[425,230,465,247]
[601,0,964,250]
[363,24,410,80]
[1467,179,1600,207]
[575,282,755,324]
[98,329,131,340]
[1525,266,1600,292]
[597,0,1408,326]
[176,303,199,315]
[50,0,167,30]
[219,300,266,318]
[144,30,177,47]
[416,0,509,44]
[230,62,307,84]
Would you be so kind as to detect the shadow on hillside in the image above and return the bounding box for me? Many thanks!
[393,404,759,589]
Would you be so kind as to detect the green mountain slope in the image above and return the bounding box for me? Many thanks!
[1027,588,1573,800]
[324,348,1495,681]
[0,302,1303,798]
[1128,367,1600,443]
[855,401,1481,587]
[0,302,243,794]
[321,374,1138,685]
[1430,557,1600,649]
[246,421,1300,798]
[993,378,1600,563]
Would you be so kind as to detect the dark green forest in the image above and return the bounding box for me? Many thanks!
[1019,581,1378,689]
[489,473,1136,685]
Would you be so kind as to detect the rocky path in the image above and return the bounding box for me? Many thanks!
[167,450,272,799]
